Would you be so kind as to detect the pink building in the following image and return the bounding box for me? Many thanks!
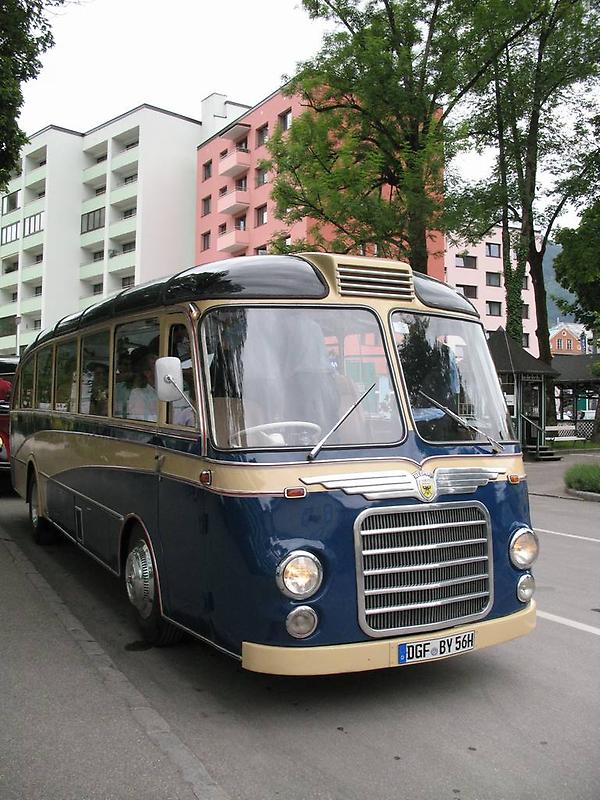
[195,89,444,280]
[444,227,539,356]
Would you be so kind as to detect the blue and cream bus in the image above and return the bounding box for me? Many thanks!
[10,253,538,674]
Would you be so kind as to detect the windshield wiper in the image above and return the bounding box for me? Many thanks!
[307,383,376,461]
[417,390,504,453]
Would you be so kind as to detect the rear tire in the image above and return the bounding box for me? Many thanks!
[124,528,184,646]
[28,473,57,545]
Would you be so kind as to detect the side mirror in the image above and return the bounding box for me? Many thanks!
[155,356,184,402]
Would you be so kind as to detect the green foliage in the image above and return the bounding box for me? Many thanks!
[267,0,541,273]
[554,202,600,331]
[564,463,600,493]
[0,0,65,189]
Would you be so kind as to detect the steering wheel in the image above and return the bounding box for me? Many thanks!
[231,421,321,447]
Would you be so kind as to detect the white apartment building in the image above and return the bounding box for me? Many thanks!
[445,227,539,357]
[0,99,245,357]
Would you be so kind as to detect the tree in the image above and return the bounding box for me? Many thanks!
[266,0,543,274]
[450,0,600,360]
[0,0,65,190]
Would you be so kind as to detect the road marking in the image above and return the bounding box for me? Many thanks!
[535,527,600,544]
[537,610,600,637]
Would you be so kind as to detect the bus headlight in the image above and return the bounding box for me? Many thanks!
[286,606,318,638]
[509,527,539,569]
[517,573,536,603]
[276,551,323,599]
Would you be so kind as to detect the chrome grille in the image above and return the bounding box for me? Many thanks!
[355,502,493,637]
[337,265,414,300]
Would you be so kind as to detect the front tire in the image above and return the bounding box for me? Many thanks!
[28,474,57,545]
[124,529,183,646]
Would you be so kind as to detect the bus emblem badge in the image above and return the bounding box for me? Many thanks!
[415,472,436,502]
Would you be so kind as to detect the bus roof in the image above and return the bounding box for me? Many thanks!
[21,254,477,356]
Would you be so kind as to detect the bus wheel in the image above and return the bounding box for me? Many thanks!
[124,530,183,647]
[28,474,57,545]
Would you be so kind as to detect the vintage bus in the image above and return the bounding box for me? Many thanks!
[1,356,18,472]
[10,254,538,675]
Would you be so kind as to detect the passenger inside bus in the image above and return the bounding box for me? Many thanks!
[127,348,158,422]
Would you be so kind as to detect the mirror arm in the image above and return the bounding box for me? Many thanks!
[164,374,198,418]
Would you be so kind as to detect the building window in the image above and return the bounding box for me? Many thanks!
[522,333,530,348]
[218,223,227,236]
[219,149,228,160]
[1,190,20,214]
[235,177,247,191]
[1,221,20,244]
[256,125,269,147]
[235,215,246,231]
[485,242,501,258]
[566,339,573,351]
[255,246,268,255]
[125,140,139,150]
[556,338,563,350]
[123,207,137,219]
[279,109,292,131]
[218,185,228,197]
[93,282,103,295]
[96,154,107,163]
[81,207,105,234]
[486,271,501,287]
[236,137,248,152]
[95,185,106,196]
[521,303,529,319]
[203,160,212,181]
[456,284,477,299]
[33,319,42,330]
[123,173,138,185]
[121,275,135,289]
[34,285,43,297]
[11,291,18,302]
[35,251,43,263]
[93,249,104,262]
[255,204,268,227]
[23,211,44,237]
[455,254,477,268]
[255,168,268,187]
[202,196,211,216]
[522,275,528,290]
[201,231,210,251]
[486,301,502,316]
[37,190,45,198]
[122,240,136,253]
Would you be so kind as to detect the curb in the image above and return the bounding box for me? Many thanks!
[565,487,600,503]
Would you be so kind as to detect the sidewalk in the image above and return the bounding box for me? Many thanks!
[0,522,227,800]
[525,450,600,499]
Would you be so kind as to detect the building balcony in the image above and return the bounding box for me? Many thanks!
[108,216,136,242]
[0,301,18,318]
[218,148,251,178]
[107,250,136,275]
[217,189,249,215]
[0,208,21,227]
[23,196,46,216]
[5,174,22,194]
[80,227,105,248]
[80,295,100,310]
[20,296,42,315]
[19,330,38,348]
[82,162,108,185]
[110,181,138,207]
[0,240,20,259]
[0,333,17,353]
[81,195,107,215]
[22,231,44,251]
[217,228,249,254]
[24,165,46,187]
[0,270,19,289]
[21,264,44,283]
[80,260,104,281]
[111,147,139,173]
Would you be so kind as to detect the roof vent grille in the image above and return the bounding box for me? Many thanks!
[337,264,414,300]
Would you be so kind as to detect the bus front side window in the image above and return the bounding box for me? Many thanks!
[114,319,159,422]
[79,331,110,416]
[167,323,196,428]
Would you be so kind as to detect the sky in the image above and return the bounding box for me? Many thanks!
[19,0,331,135]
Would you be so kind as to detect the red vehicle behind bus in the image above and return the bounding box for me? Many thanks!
[0,357,18,472]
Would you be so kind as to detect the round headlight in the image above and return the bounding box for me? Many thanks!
[517,573,536,603]
[509,527,539,569]
[286,606,318,638]
[276,550,323,599]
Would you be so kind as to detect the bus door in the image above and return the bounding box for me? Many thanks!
[156,315,211,634]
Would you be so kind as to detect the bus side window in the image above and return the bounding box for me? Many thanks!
[20,358,35,409]
[80,330,110,416]
[167,324,195,427]
[54,340,78,412]
[113,318,160,422]
[35,347,53,410]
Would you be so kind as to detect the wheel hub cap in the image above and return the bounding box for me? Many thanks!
[125,541,154,619]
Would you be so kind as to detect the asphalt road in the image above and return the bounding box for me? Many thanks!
[0,475,598,800]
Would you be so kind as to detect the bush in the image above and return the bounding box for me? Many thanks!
[564,463,600,493]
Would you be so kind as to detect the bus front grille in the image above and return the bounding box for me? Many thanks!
[354,502,493,637]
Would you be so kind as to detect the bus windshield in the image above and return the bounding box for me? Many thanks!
[392,311,514,444]
[201,306,403,450]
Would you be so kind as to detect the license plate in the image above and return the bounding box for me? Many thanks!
[398,631,475,665]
